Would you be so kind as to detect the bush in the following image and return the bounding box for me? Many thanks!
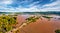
[0,15,17,33]
[55,29,60,33]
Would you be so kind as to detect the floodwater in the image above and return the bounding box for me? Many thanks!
[17,15,60,33]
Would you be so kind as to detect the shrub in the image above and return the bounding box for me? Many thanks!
[55,29,60,33]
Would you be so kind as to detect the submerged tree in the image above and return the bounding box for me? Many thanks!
[25,16,40,24]
[55,29,60,33]
[42,16,53,21]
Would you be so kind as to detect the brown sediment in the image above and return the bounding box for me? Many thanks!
[16,15,60,33]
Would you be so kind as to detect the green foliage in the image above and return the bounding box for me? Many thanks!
[0,14,17,33]
[55,29,60,33]
[26,16,40,24]
[42,16,53,18]
[14,30,20,33]
[42,16,53,21]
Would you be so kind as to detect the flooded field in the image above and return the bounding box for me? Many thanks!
[17,15,60,33]
[0,14,60,33]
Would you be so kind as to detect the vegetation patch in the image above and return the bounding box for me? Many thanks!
[0,14,17,33]
[42,16,53,21]
[55,29,60,33]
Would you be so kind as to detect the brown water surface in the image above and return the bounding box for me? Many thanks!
[17,15,60,33]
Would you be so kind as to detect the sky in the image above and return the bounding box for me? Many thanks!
[0,0,60,12]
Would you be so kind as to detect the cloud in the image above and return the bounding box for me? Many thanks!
[39,0,60,11]
[43,0,60,7]
[0,0,13,5]
[0,0,60,12]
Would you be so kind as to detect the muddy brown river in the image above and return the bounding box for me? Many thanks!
[17,15,60,33]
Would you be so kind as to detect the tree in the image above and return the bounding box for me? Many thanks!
[0,14,17,33]
[26,16,40,24]
[55,29,60,33]
[42,16,53,21]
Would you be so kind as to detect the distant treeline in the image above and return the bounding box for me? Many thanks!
[22,12,60,15]
[0,11,60,15]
